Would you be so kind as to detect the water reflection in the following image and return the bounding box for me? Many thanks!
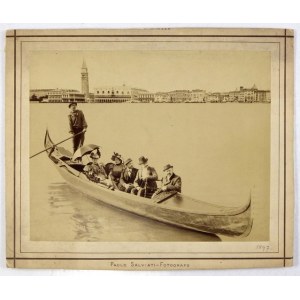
[47,183,221,242]
[71,213,104,241]
[48,183,75,215]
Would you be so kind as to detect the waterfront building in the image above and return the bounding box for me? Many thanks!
[137,92,155,103]
[190,89,206,103]
[154,92,171,103]
[206,93,221,103]
[238,87,245,102]
[265,91,271,103]
[30,89,55,101]
[228,89,239,102]
[88,93,95,102]
[131,87,149,102]
[168,90,191,103]
[256,90,271,103]
[94,85,133,103]
[238,85,257,103]
[219,93,229,103]
[48,89,85,103]
[237,84,271,103]
[81,59,89,101]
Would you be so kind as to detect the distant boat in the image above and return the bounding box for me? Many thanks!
[44,129,253,237]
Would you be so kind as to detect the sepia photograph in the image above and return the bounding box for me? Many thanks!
[29,50,270,242]
[5,28,294,270]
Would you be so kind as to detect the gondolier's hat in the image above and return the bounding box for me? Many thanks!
[138,156,148,165]
[163,164,173,171]
[68,102,77,108]
[125,158,132,166]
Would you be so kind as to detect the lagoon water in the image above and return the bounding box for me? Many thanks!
[30,103,270,242]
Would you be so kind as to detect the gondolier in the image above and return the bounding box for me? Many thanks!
[68,102,88,153]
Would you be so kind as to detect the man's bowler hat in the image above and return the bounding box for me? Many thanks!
[163,164,173,171]
[138,156,148,165]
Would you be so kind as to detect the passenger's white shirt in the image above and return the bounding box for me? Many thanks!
[139,164,149,179]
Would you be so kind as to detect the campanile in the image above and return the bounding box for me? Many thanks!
[81,59,89,100]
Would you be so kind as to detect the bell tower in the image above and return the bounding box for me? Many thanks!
[81,59,89,101]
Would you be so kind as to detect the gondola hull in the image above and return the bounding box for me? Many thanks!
[45,130,252,237]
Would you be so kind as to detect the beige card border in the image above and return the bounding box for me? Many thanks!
[19,38,280,257]
[5,28,294,270]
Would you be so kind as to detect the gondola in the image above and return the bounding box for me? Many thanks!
[44,130,253,237]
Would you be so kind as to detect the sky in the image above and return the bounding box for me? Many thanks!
[30,50,271,93]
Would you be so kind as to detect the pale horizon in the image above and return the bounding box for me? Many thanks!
[30,50,271,93]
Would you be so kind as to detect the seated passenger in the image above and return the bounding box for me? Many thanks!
[131,156,158,198]
[118,158,138,193]
[84,151,113,188]
[152,164,181,198]
[109,152,125,190]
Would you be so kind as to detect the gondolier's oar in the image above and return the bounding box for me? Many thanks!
[30,130,85,159]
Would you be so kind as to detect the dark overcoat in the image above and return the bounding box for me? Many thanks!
[161,173,182,193]
[134,166,158,191]
[120,167,138,185]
